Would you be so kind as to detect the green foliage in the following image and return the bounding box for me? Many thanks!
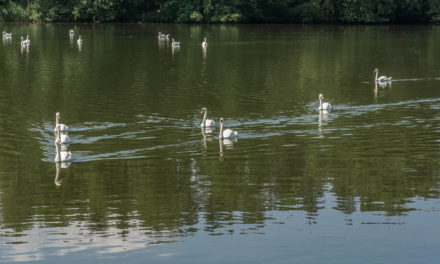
[426,0,440,22]
[338,0,396,23]
[0,0,439,23]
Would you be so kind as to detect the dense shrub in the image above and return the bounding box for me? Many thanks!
[0,0,438,23]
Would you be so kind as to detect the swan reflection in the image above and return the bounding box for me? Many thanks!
[171,45,180,55]
[374,80,392,102]
[201,128,208,151]
[318,110,329,137]
[218,138,237,160]
[20,44,29,54]
[55,160,71,187]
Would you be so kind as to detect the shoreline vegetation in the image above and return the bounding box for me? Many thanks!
[0,1,440,24]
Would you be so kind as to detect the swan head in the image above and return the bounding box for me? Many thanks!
[219,117,224,124]
[201,107,207,114]
[319,93,324,100]
[56,112,61,119]
[374,68,378,73]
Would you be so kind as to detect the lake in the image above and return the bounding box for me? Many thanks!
[0,23,439,263]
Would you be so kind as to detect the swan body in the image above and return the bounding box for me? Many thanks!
[219,118,238,139]
[77,35,82,45]
[201,37,207,48]
[319,94,332,111]
[158,32,169,39]
[55,140,72,163]
[25,35,30,45]
[2,31,12,39]
[374,68,391,83]
[172,38,180,47]
[58,132,71,144]
[69,29,75,37]
[20,36,27,47]
[200,108,215,128]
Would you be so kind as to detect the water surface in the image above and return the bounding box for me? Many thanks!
[0,23,440,263]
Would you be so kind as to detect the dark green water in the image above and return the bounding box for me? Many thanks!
[0,23,440,263]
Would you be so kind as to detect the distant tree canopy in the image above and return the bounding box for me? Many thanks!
[0,0,440,23]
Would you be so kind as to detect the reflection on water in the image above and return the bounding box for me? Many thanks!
[1,24,440,263]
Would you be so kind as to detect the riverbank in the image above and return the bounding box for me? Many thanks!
[1,1,440,24]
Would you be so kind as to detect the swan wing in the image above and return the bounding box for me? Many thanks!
[223,128,237,138]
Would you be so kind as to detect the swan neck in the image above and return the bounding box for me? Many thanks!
[375,70,378,81]
[202,111,207,126]
[319,97,322,107]
[219,122,223,139]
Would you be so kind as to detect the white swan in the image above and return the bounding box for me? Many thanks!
[158,32,169,40]
[200,108,215,128]
[219,118,238,139]
[20,36,27,47]
[55,138,72,163]
[201,37,207,48]
[319,94,332,110]
[25,35,30,45]
[77,35,82,45]
[374,68,392,83]
[2,31,12,39]
[54,112,69,132]
[172,38,180,47]
[69,29,75,37]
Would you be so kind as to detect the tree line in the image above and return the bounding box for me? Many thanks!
[1,0,440,23]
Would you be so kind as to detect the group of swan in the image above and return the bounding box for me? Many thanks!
[158,32,207,49]
[4,29,82,49]
[200,108,238,139]
[54,112,72,163]
[317,68,392,111]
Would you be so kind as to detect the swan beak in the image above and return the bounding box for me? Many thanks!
[200,110,204,114]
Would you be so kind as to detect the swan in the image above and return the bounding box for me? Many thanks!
[2,31,12,39]
[69,29,75,37]
[55,138,72,163]
[25,35,30,45]
[158,32,169,39]
[77,35,82,45]
[201,37,207,48]
[319,94,332,111]
[172,38,180,47]
[200,108,215,128]
[20,36,27,47]
[54,112,69,133]
[219,118,238,139]
[374,68,391,83]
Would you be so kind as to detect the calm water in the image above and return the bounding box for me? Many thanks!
[1,23,440,263]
